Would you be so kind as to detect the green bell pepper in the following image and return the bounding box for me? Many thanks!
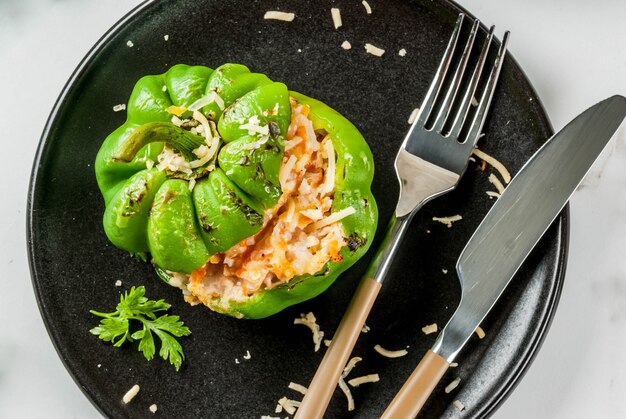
[95,63,377,318]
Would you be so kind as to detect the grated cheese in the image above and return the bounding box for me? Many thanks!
[445,377,461,393]
[342,356,363,377]
[126,40,134,48]
[331,8,342,29]
[341,40,352,50]
[288,382,308,395]
[115,280,122,287]
[475,326,486,339]
[365,43,385,57]
[338,378,355,411]
[432,215,462,228]
[422,323,438,335]
[362,0,372,14]
[171,115,183,127]
[163,34,169,41]
[188,91,225,111]
[264,11,295,22]
[276,397,300,415]
[450,362,459,368]
[399,48,407,57]
[294,312,324,352]
[149,404,158,413]
[307,206,355,231]
[486,190,501,199]
[488,173,506,194]
[361,324,371,333]
[453,400,465,411]
[348,374,380,387]
[472,148,511,183]
[122,384,140,404]
[240,115,270,137]
[374,344,408,358]
[113,104,126,112]
[320,138,336,195]
[243,350,252,360]
[408,107,420,124]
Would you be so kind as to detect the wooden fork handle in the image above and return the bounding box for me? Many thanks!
[294,277,382,419]
[381,349,450,419]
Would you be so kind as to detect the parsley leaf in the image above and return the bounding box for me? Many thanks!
[90,286,191,371]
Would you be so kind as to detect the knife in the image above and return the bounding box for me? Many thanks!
[381,95,626,418]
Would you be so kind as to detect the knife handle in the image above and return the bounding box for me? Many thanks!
[381,349,450,419]
[294,277,382,419]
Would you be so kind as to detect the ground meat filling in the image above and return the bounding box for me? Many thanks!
[178,97,347,308]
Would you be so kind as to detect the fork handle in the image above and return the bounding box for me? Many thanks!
[295,215,411,419]
[294,277,382,418]
[381,350,450,418]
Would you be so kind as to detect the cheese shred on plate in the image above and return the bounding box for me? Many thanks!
[122,384,140,404]
[472,148,511,183]
[331,8,342,29]
[422,323,438,335]
[264,11,296,22]
[362,0,372,14]
[445,377,461,393]
[348,374,380,387]
[453,400,466,411]
[170,98,356,313]
[365,43,385,57]
[294,312,325,352]
[374,344,408,358]
[432,215,462,228]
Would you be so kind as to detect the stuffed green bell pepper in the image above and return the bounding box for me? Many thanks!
[95,63,377,319]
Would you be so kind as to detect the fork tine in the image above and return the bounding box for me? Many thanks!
[465,30,510,145]
[416,13,464,125]
[432,18,480,134]
[447,25,495,141]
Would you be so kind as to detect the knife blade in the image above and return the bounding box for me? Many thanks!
[381,95,626,419]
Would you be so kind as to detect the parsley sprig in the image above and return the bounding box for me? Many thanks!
[90,286,191,371]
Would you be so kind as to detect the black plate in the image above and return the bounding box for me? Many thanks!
[27,0,566,417]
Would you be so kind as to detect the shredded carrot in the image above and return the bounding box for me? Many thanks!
[296,125,308,139]
[300,104,310,117]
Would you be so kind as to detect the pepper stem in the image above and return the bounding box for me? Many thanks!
[113,122,206,162]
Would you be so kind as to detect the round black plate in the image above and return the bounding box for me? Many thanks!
[28,0,566,417]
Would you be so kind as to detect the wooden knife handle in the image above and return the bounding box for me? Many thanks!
[381,349,450,419]
[294,277,382,419]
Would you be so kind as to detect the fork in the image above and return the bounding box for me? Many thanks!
[294,13,509,418]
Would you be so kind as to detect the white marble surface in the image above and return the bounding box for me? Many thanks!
[1,0,625,417]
